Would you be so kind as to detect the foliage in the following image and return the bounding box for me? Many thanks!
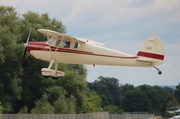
[54,94,76,114]
[0,5,87,114]
[0,5,23,113]
[122,89,151,112]
[87,76,122,107]
[137,85,171,112]
[18,11,67,113]
[103,105,123,114]
[175,84,180,103]
[46,86,77,114]
[18,106,28,114]
[176,84,180,90]
[0,102,4,114]
[121,84,134,93]
[82,91,102,113]
[166,98,180,108]
[18,9,87,114]
[31,94,54,114]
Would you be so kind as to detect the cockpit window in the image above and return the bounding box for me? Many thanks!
[74,42,81,48]
[64,41,70,48]
[48,37,71,48]
[56,39,61,47]
[48,37,55,45]
[56,40,70,48]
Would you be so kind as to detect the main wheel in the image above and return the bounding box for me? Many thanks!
[51,76,59,80]
[158,71,162,75]
[43,76,50,78]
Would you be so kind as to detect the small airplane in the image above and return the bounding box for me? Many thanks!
[23,29,165,79]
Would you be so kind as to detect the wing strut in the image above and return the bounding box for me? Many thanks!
[41,35,65,79]
[47,35,65,58]
[48,59,54,69]
[47,35,53,58]
[53,36,64,57]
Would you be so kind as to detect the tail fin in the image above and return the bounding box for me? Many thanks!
[137,36,165,66]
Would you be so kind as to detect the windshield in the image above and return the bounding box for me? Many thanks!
[48,37,55,45]
[47,37,71,48]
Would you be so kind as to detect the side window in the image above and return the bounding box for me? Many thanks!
[56,39,61,47]
[74,42,81,48]
[64,41,70,48]
[57,41,71,48]
[48,37,55,45]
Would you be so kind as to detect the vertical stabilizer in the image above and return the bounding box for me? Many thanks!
[137,36,164,66]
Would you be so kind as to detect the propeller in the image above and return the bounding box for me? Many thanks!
[23,30,31,62]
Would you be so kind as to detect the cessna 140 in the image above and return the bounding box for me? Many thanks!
[23,29,164,79]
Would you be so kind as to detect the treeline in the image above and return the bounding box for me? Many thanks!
[0,6,180,115]
[88,76,180,115]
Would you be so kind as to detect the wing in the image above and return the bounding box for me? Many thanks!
[75,37,104,46]
[37,29,86,43]
[37,29,104,46]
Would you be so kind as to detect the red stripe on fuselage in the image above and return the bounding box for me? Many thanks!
[137,51,164,60]
[27,42,138,59]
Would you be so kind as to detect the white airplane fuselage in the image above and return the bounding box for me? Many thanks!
[27,42,152,67]
[24,29,165,77]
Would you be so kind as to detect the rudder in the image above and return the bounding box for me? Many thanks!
[137,36,165,66]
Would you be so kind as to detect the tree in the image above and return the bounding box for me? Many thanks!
[166,98,180,108]
[55,64,87,113]
[0,5,23,113]
[103,105,123,114]
[87,76,122,107]
[18,11,87,114]
[175,84,180,103]
[176,84,180,90]
[122,89,151,112]
[121,84,134,93]
[31,94,54,114]
[137,85,162,112]
[83,91,102,113]
[0,102,4,114]
[0,5,88,114]
[18,106,28,114]
[45,85,76,114]
[54,94,76,114]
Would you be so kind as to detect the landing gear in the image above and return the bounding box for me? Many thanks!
[51,76,59,80]
[41,37,66,79]
[152,65,162,75]
[43,76,50,78]
[158,71,162,75]
[41,59,65,79]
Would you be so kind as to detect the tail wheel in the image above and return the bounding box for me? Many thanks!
[152,65,162,75]
[158,71,162,75]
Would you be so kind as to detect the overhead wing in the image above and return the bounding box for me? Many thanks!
[75,37,104,46]
[37,29,86,43]
[37,29,104,46]
[90,40,104,46]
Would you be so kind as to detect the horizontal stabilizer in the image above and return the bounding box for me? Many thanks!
[136,57,153,62]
